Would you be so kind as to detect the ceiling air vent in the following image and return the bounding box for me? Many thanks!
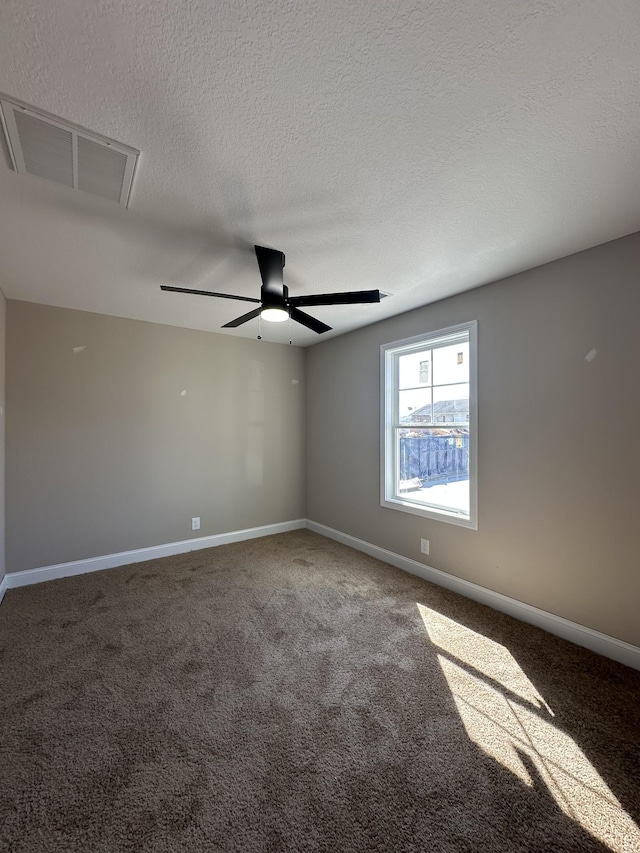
[0,94,139,208]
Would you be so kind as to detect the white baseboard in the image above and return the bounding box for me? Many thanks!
[306,519,640,672]
[3,517,638,672]
[3,519,306,591]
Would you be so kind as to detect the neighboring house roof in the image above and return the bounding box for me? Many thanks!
[402,399,469,423]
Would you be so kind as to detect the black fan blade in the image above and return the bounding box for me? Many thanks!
[161,285,260,303]
[255,245,285,300]
[221,307,263,328]
[289,289,381,307]
[289,307,332,334]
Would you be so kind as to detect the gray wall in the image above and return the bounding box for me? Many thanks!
[0,289,5,582]
[6,302,305,572]
[306,232,640,647]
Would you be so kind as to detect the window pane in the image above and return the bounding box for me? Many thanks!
[399,388,432,424]
[396,427,469,516]
[398,349,432,389]
[433,342,469,386]
[433,383,469,424]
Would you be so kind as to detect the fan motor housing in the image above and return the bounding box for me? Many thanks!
[261,283,288,309]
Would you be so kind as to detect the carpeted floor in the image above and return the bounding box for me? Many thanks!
[1,530,639,852]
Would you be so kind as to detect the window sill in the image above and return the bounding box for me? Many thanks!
[381,495,478,530]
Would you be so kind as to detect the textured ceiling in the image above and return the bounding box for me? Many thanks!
[1,0,639,346]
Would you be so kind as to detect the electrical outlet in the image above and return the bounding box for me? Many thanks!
[420,538,429,555]
[192,517,200,531]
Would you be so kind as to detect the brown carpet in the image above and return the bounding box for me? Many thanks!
[1,530,639,852]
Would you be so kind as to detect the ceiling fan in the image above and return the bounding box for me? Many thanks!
[161,245,382,334]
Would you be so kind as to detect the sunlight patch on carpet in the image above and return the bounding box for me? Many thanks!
[417,603,639,853]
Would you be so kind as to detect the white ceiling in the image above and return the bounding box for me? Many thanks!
[1,1,639,346]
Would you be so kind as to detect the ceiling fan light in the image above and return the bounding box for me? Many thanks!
[261,307,289,323]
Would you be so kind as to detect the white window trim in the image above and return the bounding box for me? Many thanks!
[380,320,478,530]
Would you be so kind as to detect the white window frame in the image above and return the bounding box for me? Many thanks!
[380,321,478,529]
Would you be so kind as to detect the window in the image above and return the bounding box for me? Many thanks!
[381,321,477,528]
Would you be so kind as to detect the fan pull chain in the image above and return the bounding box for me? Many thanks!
[257,312,262,340]
[288,312,292,345]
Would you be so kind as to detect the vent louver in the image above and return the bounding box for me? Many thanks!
[0,95,139,208]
